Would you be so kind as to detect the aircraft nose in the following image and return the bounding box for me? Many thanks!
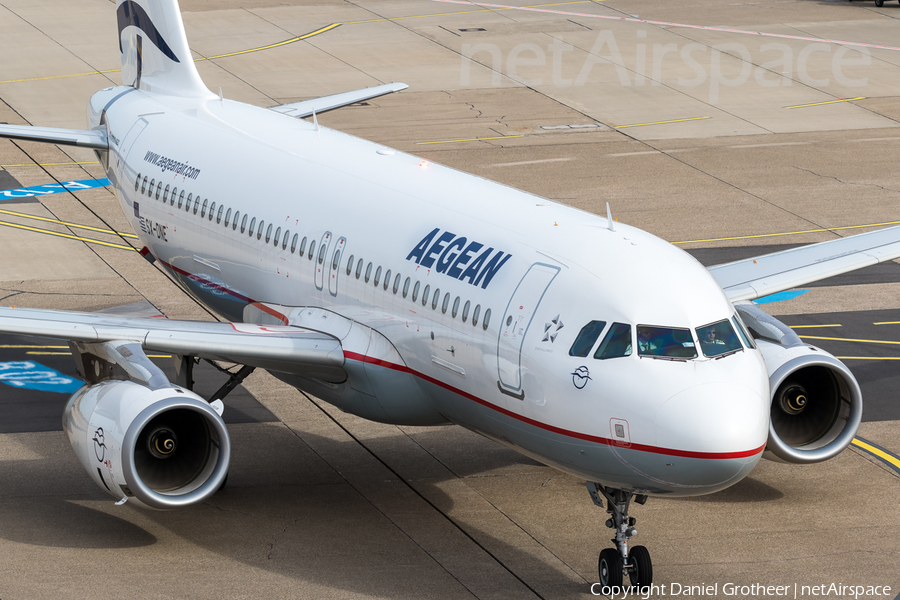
[647,383,768,493]
[657,382,768,455]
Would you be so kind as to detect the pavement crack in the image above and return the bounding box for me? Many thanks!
[266,518,300,560]
[794,166,900,195]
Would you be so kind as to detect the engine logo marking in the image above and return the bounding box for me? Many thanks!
[93,428,107,462]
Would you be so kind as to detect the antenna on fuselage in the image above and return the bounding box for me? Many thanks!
[606,202,615,232]
[312,108,319,133]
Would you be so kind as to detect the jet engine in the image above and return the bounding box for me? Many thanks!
[736,304,862,465]
[64,380,230,509]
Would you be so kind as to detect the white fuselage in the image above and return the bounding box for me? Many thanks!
[90,85,771,497]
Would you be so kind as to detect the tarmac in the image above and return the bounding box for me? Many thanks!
[1,0,899,597]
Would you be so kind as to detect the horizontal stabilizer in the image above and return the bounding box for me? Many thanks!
[0,124,108,149]
[709,224,900,302]
[270,82,408,119]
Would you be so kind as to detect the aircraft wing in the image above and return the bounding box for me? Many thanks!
[0,306,344,376]
[270,82,408,119]
[708,224,900,302]
[0,124,108,149]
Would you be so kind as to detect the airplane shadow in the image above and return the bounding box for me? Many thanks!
[0,425,592,598]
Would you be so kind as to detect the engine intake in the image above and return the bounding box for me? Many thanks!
[760,343,862,464]
[65,380,230,509]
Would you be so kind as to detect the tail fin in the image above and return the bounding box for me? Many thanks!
[117,0,213,98]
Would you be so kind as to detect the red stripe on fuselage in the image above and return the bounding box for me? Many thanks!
[344,351,765,460]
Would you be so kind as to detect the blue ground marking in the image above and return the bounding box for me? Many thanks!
[0,361,84,393]
[753,290,808,305]
[0,178,110,201]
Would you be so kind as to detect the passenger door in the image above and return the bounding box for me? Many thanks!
[496,263,559,397]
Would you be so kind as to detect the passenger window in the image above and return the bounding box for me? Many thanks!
[393,274,402,295]
[374,266,382,287]
[569,321,607,357]
[263,222,270,242]
[432,288,440,310]
[274,227,281,247]
[462,300,470,322]
[141,176,148,194]
[163,184,170,203]
[442,293,450,314]
[346,255,354,275]
[472,304,480,327]
[422,284,430,306]
[240,214,248,233]
[178,190,185,209]
[452,296,460,318]
[383,269,392,291]
[594,323,632,360]
[696,320,743,358]
[299,236,307,256]
[209,202,217,221]
[135,173,141,191]
[149,179,155,197]
[191,195,198,214]
[258,221,265,240]
[156,182,162,200]
[283,230,290,250]
[318,243,326,265]
[216,205,224,224]
[365,262,373,283]
[201,199,208,218]
[355,258,363,279]
[308,240,315,260]
[173,187,179,206]
[291,234,299,253]
[233,211,240,230]
[224,208,232,227]
[483,308,492,330]
[332,250,340,270]
[248,218,256,237]
[636,325,696,359]
[412,281,420,302]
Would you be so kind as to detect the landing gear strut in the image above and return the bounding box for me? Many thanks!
[587,482,652,587]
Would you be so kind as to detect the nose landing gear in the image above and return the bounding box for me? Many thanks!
[587,482,653,587]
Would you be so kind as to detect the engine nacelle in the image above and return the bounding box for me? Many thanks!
[64,380,230,509]
[756,339,862,464]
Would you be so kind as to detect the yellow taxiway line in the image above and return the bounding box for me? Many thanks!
[416,135,525,145]
[785,97,866,109]
[0,208,138,238]
[798,335,900,346]
[851,437,900,474]
[0,219,137,251]
[789,324,842,329]
[672,219,900,245]
[616,116,711,129]
[0,161,101,168]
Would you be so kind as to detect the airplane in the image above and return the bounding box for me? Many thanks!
[0,0,898,588]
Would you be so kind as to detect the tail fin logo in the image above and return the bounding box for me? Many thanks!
[117,1,180,63]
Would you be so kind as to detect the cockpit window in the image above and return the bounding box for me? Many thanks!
[732,316,755,349]
[696,320,743,358]
[569,321,606,357]
[637,325,697,359]
[594,323,632,360]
